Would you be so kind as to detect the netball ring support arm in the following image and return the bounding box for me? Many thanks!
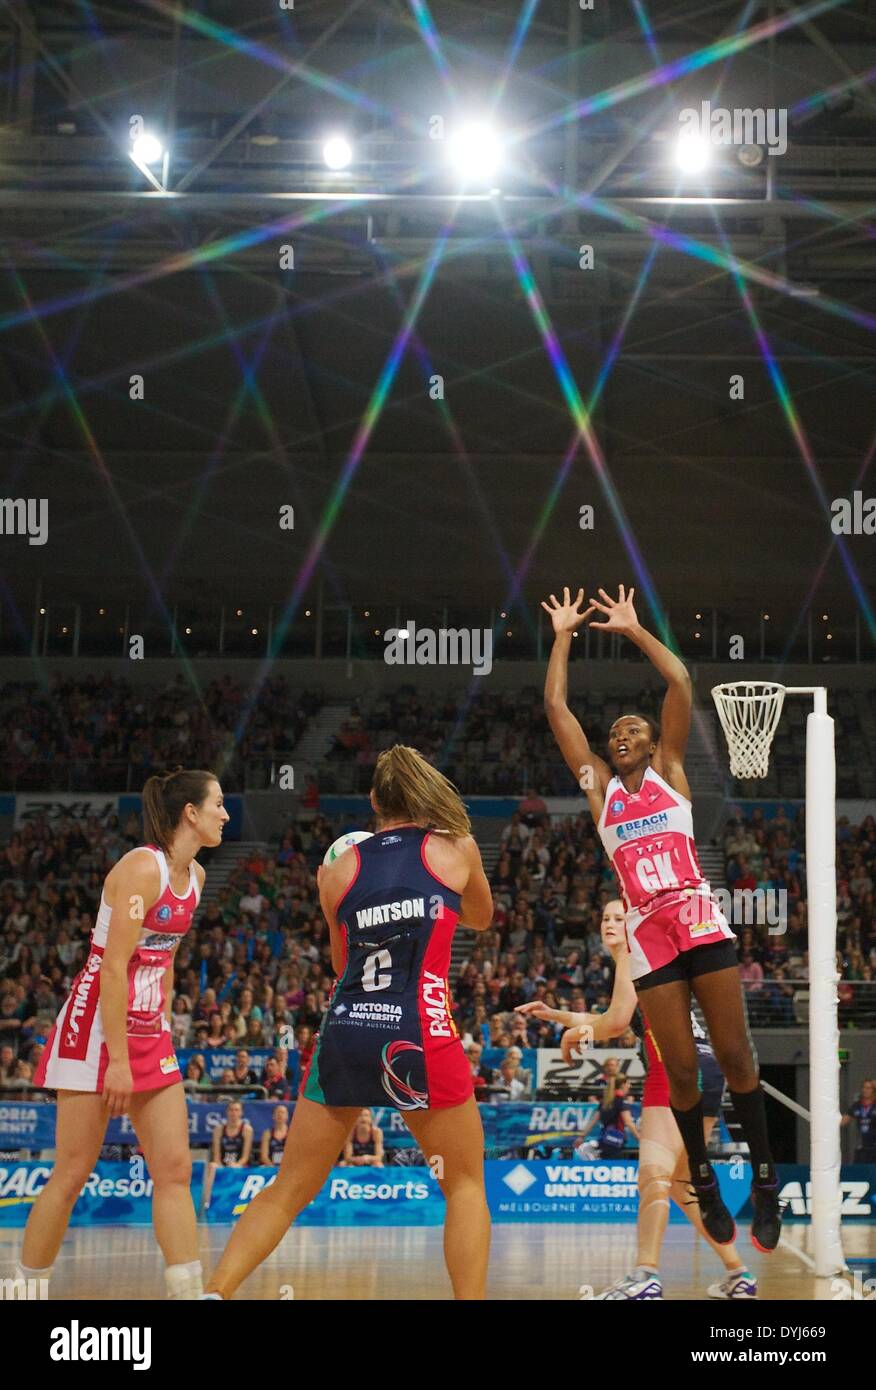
[712,682,844,1281]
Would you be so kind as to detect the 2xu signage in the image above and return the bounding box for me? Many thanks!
[536,1048,644,1097]
[13,795,118,828]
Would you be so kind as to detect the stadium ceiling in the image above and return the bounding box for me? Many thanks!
[1,0,875,619]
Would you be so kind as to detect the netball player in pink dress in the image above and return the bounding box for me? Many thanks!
[519,901,756,1300]
[19,770,228,1299]
[541,585,781,1253]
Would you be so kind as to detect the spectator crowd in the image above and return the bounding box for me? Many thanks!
[1,672,322,792]
[2,727,875,1117]
[723,805,876,1025]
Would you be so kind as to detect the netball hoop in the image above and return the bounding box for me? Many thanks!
[711,682,845,1281]
[711,681,786,780]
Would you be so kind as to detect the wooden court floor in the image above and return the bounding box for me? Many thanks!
[3,1222,874,1300]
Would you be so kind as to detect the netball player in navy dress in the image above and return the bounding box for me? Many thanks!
[204,745,494,1300]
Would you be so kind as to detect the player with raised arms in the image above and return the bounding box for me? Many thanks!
[541,586,781,1253]
[202,744,494,1300]
[519,900,757,1299]
[19,769,228,1300]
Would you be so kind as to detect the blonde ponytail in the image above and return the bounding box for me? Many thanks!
[372,745,470,837]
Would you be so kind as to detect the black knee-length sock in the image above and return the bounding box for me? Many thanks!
[670,1098,713,1184]
[729,1085,776,1184]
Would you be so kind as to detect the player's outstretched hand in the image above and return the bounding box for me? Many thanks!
[515,1001,573,1025]
[541,587,594,635]
[561,1023,594,1065]
[587,584,638,634]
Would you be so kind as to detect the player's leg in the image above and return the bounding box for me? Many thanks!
[689,964,759,1092]
[637,974,734,1243]
[634,977,700,1107]
[19,1090,107,1282]
[128,1083,201,1298]
[636,1108,677,1270]
[404,1096,490,1300]
[596,1107,672,1300]
[204,1097,361,1299]
[668,1117,756,1298]
[690,963,781,1252]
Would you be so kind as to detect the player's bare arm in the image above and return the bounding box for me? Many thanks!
[542,587,612,816]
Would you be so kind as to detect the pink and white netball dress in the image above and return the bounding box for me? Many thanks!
[597,767,734,980]
[35,847,200,1093]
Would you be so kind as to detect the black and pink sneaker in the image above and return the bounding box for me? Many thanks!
[750,1180,783,1252]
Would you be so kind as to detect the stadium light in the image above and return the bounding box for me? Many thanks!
[323,135,352,171]
[130,133,164,167]
[448,121,502,185]
[675,131,711,175]
[737,144,764,168]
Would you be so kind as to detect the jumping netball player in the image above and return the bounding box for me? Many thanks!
[542,586,781,1252]
[519,901,756,1299]
[202,745,493,1300]
[18,770,228,1300]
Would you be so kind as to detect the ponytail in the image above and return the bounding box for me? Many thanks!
[371,745,471,837]
[141,768,216,853]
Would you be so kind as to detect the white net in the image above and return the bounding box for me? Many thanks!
[711,681,787,780]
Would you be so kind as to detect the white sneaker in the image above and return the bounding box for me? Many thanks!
[708,1270,758,1299]
[595,1269,663,1301]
